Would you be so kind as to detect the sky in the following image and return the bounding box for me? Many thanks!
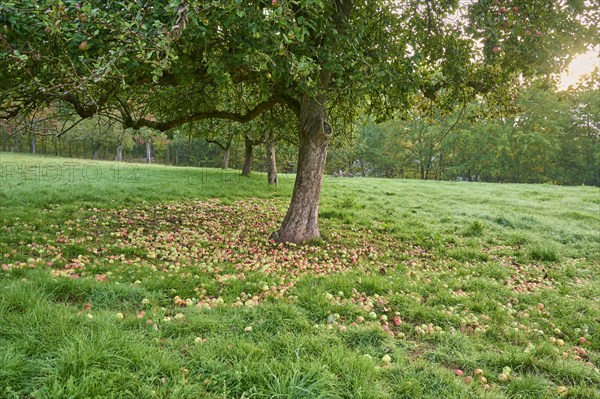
[558,48,599,90]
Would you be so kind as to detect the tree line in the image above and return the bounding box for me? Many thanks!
[328,79,599,186]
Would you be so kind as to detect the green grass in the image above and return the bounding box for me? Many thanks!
[1,152,599,399]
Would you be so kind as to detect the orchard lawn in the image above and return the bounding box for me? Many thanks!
[1,152,599,399]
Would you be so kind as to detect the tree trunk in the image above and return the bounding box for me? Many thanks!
[15,131,22,152]
[266,130,279,185]
[31,132,36,154]
[274,95,331,243]
[145,140,152,163]
[92,143,100,160]
[115,145,123,161]
[207,135,233,169]
[222,147,230,170]
[241,135,254,177]
[166,144,171,165]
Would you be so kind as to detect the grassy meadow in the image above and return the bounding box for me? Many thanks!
[1,152,599,399]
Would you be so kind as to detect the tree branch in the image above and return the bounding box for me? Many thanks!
[124,95,285,131]
[205,137,227,150]
[60,92,110,118]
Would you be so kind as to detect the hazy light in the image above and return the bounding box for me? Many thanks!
[558,49,599,90]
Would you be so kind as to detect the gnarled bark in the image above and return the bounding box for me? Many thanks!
[274,95,331,243]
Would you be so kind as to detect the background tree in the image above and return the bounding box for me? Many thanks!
[563,70,600,185]
[201,120,236,170]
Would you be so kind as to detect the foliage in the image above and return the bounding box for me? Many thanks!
[0,1,595,129]
[327,78,600,186]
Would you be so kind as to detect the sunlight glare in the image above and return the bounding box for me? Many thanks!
[558,49,599,90]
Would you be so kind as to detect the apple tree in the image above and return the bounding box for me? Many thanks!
[0,0,596,242]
